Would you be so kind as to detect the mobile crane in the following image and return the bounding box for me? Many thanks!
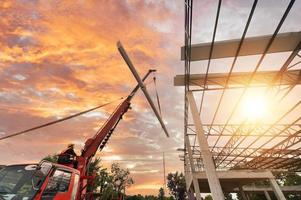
[0,42,169,200]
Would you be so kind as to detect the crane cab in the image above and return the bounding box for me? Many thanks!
[0,161,80,200]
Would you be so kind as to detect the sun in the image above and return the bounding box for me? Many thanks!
[241,94,268,121]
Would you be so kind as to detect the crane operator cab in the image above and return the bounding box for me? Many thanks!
[0,161,80,200]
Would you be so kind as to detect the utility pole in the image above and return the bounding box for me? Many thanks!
[163,152,166,190]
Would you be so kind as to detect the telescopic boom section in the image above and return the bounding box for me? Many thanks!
[81,99,130,158]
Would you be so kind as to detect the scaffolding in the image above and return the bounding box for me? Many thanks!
[176,0,301,199]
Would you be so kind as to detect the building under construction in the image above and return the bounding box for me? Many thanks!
[175,0,301,199]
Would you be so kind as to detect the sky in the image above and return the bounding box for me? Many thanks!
[0,0,301,196]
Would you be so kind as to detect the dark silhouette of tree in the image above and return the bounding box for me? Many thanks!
[224,193,234,200]
[111,163,134,196]
[167,172,186,200]
[125,194,146,200]
[125,194,174,200]
[43,154,58,163]
[158,187,165,200]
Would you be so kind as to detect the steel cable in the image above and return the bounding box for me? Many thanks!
[0,97,123,141]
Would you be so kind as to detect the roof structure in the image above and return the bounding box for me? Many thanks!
[178,30,301,170]
[177,0,301,199]
[178,0,301,173]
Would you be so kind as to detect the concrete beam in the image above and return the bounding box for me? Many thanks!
[194,169,275,180]
[174,69,301,87]
[181,32,301,61]
[234,185,301,193]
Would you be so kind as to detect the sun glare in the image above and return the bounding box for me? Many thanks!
[241,94,268,121]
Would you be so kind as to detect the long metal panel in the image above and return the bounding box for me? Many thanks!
[180,32,301,61]
[174,69,301,87]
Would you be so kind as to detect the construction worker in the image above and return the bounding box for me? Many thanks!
[62,144,77,157]
[58,144,78,168]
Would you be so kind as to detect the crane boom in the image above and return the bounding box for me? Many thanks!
[74,70,156,199]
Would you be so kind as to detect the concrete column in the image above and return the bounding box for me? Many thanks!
[239,186,248,200]
[246,192,251,200]
[187,92,225,200]
[264,190,272,200]
[184,158,192,191]
[269,178,286,200]
[185,134,202,200]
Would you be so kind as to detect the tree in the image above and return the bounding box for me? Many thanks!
[125,194,145,200]
[158,187,165,200]
[278,172,301,200]
[167,172,187,200]
[125,194,174,200]
[87,157,105,192]
[42,155,134,198]
[111,163,134,196]
[279,172,301,186]
[224,193,234,200]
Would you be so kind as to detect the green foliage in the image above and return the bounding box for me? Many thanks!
[125,194,174,200]
[204,194,213,200]
[278,172,301,186]
[126,194,147,200]
[111,163,134,195]
[87,157,104,192]
[278,172,301,200]
[158,187,165,200]
[42,155,134,199]
[42,154,58,163]
[224,193,234,200]
[167,172,186,200]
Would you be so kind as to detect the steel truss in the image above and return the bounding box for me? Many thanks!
[179,0,301,199]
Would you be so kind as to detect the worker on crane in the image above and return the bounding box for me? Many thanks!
[58,143,78,168]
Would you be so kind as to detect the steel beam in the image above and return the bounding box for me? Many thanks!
[242,125,301,169]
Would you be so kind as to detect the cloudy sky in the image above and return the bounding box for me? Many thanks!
[0,0,300,195]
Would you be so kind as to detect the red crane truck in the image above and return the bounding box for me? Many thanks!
[0,69,159,200]
[0,42,169,200]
